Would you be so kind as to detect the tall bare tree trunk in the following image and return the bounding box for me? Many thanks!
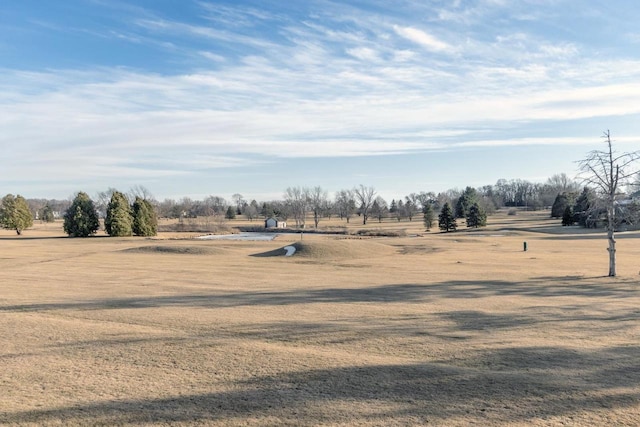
[578,131,639,277]
[607,204,616,277]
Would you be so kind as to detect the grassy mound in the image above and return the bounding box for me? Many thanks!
[123,245,224,255]
[253,239,396,259]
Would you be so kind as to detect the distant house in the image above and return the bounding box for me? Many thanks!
[265,217,287,229]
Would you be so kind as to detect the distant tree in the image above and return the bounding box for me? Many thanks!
[371,196,388,223]
[416,191,436,211]
[39,204,55,223]
[455,186,477,218]
[389,199,397,213]
[334,190,356,223]
[225,206,236,220]
[466,202,487,228]
[132,197,158,236]
[578,130,640,276]
[354,185,376,225]
[307,186,328,228]
[404,197,416,221]
[232,193,245,215]
[105,191,133,237]
[245,202,259,221]
[546,173,579,194]
[551,193,571,218]
[573,187,595,227]
[95,187,118,218]
[261,202,273,219]
[270,200,290,221]
[438,202,457,232]
[423,203,434,230]
[395,200,405,221]
[285,186,308,228]
[561,206,574,226]
[0,194,34,235]
[63,192,100,237]
[128,185,155,204]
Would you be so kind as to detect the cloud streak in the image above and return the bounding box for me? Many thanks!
[393,25,453,53]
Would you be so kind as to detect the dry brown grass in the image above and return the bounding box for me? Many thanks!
[1,210,640,426]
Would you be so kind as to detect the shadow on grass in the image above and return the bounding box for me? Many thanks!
[2,345,639,425]
[2,277,639,313]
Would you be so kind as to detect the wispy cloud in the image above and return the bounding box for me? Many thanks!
[392,25,453,53]
[2,0,640,197]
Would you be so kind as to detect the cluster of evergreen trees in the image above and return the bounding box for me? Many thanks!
[551,188,596,227]
[430,187,488,232]
[62,191,157,237]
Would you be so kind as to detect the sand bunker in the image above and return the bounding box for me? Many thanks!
[253,240,396,259]
[123,245,225,255]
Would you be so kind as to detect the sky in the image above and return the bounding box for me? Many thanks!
[2,0,640,202]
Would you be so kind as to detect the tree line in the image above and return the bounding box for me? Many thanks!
[0,172,587,236]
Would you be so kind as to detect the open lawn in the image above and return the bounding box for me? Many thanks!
[1,210,640,426]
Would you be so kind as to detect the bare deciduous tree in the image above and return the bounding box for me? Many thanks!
[285,186,308,228]
[354,185,376,225]
[578,130,640,277]
[335,189,356,223]
[128,185,155,203]
[307,186,328,229]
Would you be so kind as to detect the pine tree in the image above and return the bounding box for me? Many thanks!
[438,202,457,232]
[561,206,574,226]
[466,202,487,228]
[132,197,158,236]
[551,193,569,218]
[63,192,100,237]
[573,187,594,227]
[0,194,34,235]
[455,186,478,218]
[225,206,236,220]
[105,191,133,237]
[423,203,434,230]
[40,204,55,223]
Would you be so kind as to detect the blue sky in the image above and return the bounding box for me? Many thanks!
[2,0,640,202]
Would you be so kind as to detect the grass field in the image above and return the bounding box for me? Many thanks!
[1,210,640,426]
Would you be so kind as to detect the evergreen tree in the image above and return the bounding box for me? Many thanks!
[105,191,133,237]
[438,202,457,232]
[0,194,34,235]
[423,203,434,230]
[466,202,487,228]
[573,187,595,227]
[132,197,158,236]
[455,186,478,218]
[562,206,574,226]
[39,204,55,223]
[389,199,397,213]
[64,192,100,237]
[225,206,236,219]
[551,193,570,218]
[396,200,405,221]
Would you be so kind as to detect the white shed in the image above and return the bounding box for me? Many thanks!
[265,217,287,229]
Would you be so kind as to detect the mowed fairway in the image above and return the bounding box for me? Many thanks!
[1,211,640,426]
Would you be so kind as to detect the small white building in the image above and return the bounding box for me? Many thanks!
[265,217,287,229]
